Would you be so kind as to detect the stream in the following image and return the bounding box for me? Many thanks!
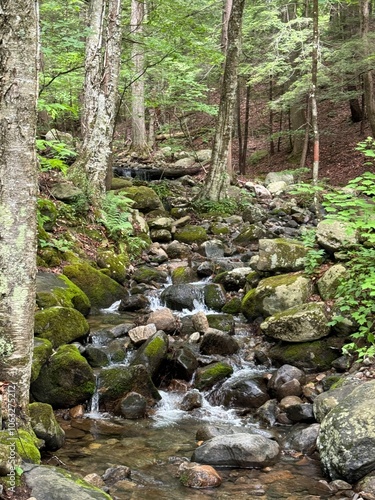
[52,281,335,500]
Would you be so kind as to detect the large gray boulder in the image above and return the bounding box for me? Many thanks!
[191,433,279,468]
[23,464,112,500]
[161,284,204,311]
[29,403,65,451]
[316,219,359,253]
[260,302,331,342]
[241,272,313,321]
[313,383,360,422]
[317,380,375,482]
[317,264,347,300]
[256,238,308,272]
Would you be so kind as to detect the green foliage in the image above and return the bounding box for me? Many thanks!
[290,181,325,206]
[330,247,375,361]
[100,192,148,258]
[149,181,172,200]
[192,195,253,216]
[324,140,375,360]
[299,228,326,276]
[36,138,77,174]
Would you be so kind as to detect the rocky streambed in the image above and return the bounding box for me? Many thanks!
[3,169,375,499]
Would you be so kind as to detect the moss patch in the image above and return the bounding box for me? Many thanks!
[195,362,233,390]
[174,225,208,245]
[31,338,53,383]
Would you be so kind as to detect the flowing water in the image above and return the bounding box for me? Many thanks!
[51,281,336,499]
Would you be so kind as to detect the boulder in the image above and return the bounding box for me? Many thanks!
[256,238,308,272]
[114,392,147,419]
[317,264,347,300]
[130,330,169,379]
[316,219,359,253]
[50,182,84,203]
[36,271,91,316]
[132,265,168,284]
[283,423,320,455]
[128,323,157,345]
[98,364,161,405]
[214,267,255,292]
[194,362,233,391]
[31,345,95,408]
[313,383,360,423]
[241,272,313,321]
[260,302,331,342]
[199,328,239,356]
[146,308,178,334]
[317,380,375,482]
[213,373,270,409]
[63,262,127,310]
[174,225,208,245]
[161,284,203,311]
[191,433,279,468]
[122,185,164,212]
[200,239,225,259]
[233,223,268,246]
[29,402,65,451]
[265,171,295,185]
[24,464,112,500]
[268,364,306,400]
[31,338,53,383]
[34,306,89,349]
[180,390,203,411]
[203,283,226,311]
[96,250,129,284]
[179,462,222,489]
[171,265,198,284]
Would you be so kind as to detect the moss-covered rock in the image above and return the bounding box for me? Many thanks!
[36,271,91,316]
[317,264,347,300]
[63,262,127,310]
[98,364,161,406]
[0,429,41,465]
[204,284,226,311]
[257,238,308,272]
[23,464,113,500]
[241,272,314,321]
[31,344,95,409]
[233,224,268,246]
[29,402,65,451]
[195,362,233,391]
[130,331,169,380]
[222,297,242,315]
[171,266,198,284]
[132,265,168,284]
[96,249,129,284]
[206,314,235,334]
[34,306,90,349]
[260,302,331,342]
[122,185,164,213]
[174,225,208,245]
[268,338,342,372]
[37,198,58,231]
[31,338,53,384]
[37,246,62,267]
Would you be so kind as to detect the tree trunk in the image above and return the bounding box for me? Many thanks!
[311,0,319,184]
[0,0,39,419]
[130,0,149,156]
[72,0,122,202]
[199,0,245,201]
[360,0,375,136]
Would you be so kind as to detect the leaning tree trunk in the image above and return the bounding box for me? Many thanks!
[0,0,39,420]
[72,0,122,202]
[198,0,245,201]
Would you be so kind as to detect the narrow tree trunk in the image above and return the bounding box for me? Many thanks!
[311,0,319,184]
[199,0,245,201]
[130,0,149,156]
[269,77,275,155]
[360,0,375,136]
[0,0,39,419]
[239,83,250,174]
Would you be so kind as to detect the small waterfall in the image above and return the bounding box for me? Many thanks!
[85,375,108,419]
[100,299,121,314]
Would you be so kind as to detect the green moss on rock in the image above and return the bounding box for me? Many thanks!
[34,306,89,349]
[195,361,233,390]
[29,402,65,451]
[132,265,168,284]
[63,262,127,310]
[0,429,40,464]
[122,185,164,213]
[174,225,208,245]
[171,266,197,284]
[222,297,242,314]
[31,344,95,409]
[36,271,91,316]
[96,249,129,284]
[31,338,53,383]
[37,198,58,231]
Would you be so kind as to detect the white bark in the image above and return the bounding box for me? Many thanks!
[0,0,39,417]
[75,0,122,201]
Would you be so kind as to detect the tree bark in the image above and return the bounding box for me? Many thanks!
[72,0,122,202]
[360,0,375,136]
[199,0,245,201]
[130,0,149,156]
[0,0,39,419]
[311,0,319,184]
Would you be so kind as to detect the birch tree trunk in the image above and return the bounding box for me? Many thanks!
[130,0,149,156]
[73,0,122,202]
[0,0,39,419]
[198,0,245,201]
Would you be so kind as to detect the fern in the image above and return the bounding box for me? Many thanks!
[100,191,134,240]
